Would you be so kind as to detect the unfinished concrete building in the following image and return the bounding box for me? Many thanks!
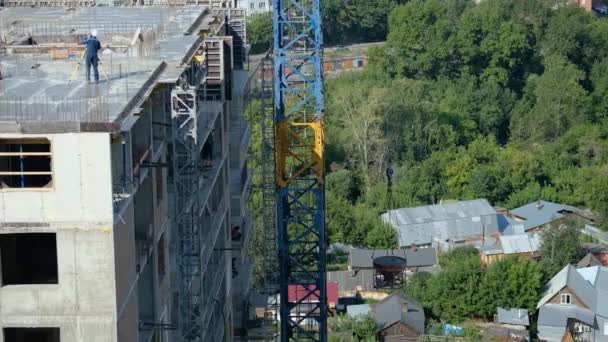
[1,0,235,10]
[0,6,252,342]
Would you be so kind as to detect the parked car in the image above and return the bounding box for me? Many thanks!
[335,45,349,51]
[593,4,608,15]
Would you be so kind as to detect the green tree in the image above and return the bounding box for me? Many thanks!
[477,257,543,317]
[329,314,379,341]
[541,6,591,70]
[382,0,463,78]
[365,223,398,249]
[330,80,389,193]
[326,169,360,203]
[247,13,272,54]
[540,222,585,280]
[511,56,588,142]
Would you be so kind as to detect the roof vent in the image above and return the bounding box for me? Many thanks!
[536,200,543,210]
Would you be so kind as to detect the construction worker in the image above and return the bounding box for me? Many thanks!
[80,30,101,83]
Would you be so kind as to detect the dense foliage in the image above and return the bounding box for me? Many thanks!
[539,222,586,280]
[247,0,608,286]
[406,247,543,322]
[247,0,395,54]
[323,0,608,246]
[247,13,273,54]
[329,313,379,341]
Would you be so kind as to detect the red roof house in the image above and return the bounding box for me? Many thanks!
[288,282,339,308]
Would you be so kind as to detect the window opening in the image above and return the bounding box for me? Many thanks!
[0,139,52,189]
[155,167,164,203]
[0,233,58,285]
[157,235,166,281]
[561,293,571,304]
[3,328,60,342]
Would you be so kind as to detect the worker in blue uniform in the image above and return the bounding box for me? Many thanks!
[80,30,101,83]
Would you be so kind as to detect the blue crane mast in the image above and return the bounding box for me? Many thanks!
[273,0,327,338]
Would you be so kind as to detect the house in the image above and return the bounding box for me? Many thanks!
[346,292,425,341]
[328,269,376,292]
[573,0,607,13]
[507,200,594,233]
[497,307,530,326]
[349,247,439,272]
[494,308,530,341]
[287,282,339,309]
[479,233,542,264]
[277,282,340,328]
[346,304,371,317]
[381,199,501,250]
[536,265,608,341]
[579,243,608,267]
[329,248,440,291]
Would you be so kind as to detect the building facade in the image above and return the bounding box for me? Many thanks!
[237,0,272,16]
[0,6,251,342]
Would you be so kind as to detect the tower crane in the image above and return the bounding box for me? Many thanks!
[272,0,327,338]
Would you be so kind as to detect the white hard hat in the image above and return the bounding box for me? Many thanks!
[91,29,98,37]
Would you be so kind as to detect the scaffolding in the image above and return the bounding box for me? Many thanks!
[260,55,277,294]
[171,85,203,342]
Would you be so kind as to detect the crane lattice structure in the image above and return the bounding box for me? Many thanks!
[273,0,327,337]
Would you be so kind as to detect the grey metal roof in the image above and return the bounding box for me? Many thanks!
[498,214,525,235]
[538,304,595,326]
[480,242,504,255]
[581,243,608,254]
[381,199,500,247]
[497,308,530,326]
[510,200,594,231]
[500,233,541,254]
[349,248,438,269]
[327,270,374,292]
[577,253,603,268]
[371,292,425,334]
[346,304,371,317]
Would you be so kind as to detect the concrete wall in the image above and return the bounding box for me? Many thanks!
[0,133,117,342]
[0,133,114,224]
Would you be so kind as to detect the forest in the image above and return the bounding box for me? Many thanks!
[248,0,608,278]
[245,0,608,329]
[321,0,608,249]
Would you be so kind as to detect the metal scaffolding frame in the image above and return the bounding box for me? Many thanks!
[273,0,327,338]
[260,55,278,293]
[171,85,204,342]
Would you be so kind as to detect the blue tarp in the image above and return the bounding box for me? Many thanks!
[443,324,464,336]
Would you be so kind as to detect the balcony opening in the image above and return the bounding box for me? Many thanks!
[0,138,52,189]
[0,233,58,285]
[201,135,214,169]
[3,327,60,342]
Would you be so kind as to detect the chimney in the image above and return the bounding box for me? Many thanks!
[402,303,408,313]
[411,243,417,252]
[518,309,523,318]
[536,200,543,210]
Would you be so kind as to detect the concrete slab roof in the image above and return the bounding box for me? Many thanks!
[0,6,214,133]
[0,7,209,39]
